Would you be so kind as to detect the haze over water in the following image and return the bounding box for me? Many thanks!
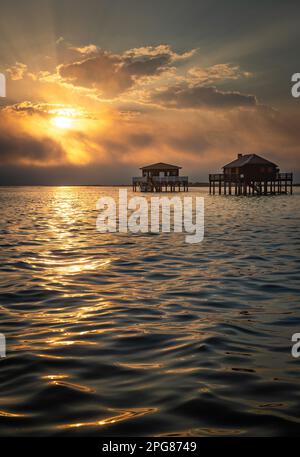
[0,186,300,436]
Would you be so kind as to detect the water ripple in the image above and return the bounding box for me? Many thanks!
[0,186,300,436]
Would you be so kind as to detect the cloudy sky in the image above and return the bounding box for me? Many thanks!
[0,0,299,184]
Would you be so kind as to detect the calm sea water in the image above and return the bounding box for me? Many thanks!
[0,186,300,437]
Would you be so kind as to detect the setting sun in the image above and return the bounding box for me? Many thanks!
[51,116,73,129]
[0,0,300,442]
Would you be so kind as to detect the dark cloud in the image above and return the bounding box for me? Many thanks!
[1,62,299,184]
[150,83,257,109]
[0,134,65,165]
[0,106,66,166]
[57,46,191,98]
[58,52,129,97]
[0,163,136,186]
[0,103,300,183]
[125,54,171,77]
[127,133,154,148]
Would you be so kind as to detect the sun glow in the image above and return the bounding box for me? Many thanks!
[51,116,73,129]
[12,104,110,165]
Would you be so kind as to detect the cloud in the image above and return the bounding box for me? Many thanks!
[149,83,257,109]
[0,104,66,166]
[1,98,300,183]
[70,44,99,56]
[123,45,197,61]
[4,101,94,120]
[6,62,28,81]
[58,52,130,97]
[2,41,299,183]
[187,63,252,84]
[3,101,50,117]
[57,45,195,98]
[54,43,255,108]
[14,42,253,109]
[0,134,65,165]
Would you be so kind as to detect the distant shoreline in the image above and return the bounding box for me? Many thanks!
[0,183,299,187]
[0,183,209,187]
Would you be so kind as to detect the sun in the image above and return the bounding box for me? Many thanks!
[51,116,73,129]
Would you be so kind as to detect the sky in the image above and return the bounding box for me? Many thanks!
[0,0,299,184]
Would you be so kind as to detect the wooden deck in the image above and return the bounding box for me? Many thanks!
[133,176,189,192]
[209,173,293,195]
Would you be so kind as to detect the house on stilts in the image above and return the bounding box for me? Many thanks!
[209,154,293,195]
[132,162,189,192]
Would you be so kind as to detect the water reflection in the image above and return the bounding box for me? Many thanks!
[0,186,300,436]
[0,410,28,418]
[58,408,157,430]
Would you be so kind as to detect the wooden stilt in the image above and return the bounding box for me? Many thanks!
[207,172,292,197]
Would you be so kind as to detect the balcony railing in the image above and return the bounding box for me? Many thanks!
[209,174,224,181]
[132,176,147,184]
[209,172,293,182]
[133,176,188,184]
[153,176,188,183]
[278,173,293,179]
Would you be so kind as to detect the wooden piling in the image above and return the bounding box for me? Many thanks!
[209,172,293,196]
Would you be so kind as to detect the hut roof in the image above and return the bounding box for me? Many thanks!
[140,162,182,170]
[223,154,278,169]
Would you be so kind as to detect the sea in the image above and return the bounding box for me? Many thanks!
[0,186,299,436]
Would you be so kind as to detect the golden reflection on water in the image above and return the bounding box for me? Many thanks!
[25,255,111,277]
[25,186,113,286]
[45,339,97,346]
[159,427,244,437]
[163,367,200,374]
[36,353,64,360]
[42,374,69,381]
[46,378,94,393]
[58,407,157,430]
[8,300,111,326]
[9,304,113,353]
[42,374,95,393]
[116,362,162,370]
[48,187,79,240]
[50,381,94,392]
[0,410,28,418]
[2,187,299,436]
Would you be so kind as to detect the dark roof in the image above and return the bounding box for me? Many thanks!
[140,162,182,170]
[223,154,278,169]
